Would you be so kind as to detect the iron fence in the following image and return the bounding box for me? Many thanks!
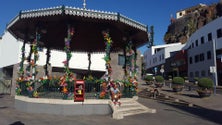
[18,80,136,99]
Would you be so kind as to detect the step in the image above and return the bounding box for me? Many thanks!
[117,106,145,112]
[109,99,156,120]
[121,108,149,116]
[118,104,140,108]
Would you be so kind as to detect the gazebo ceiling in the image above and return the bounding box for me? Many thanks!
[7,6,148,52]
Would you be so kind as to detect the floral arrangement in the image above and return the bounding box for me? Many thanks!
[100,31,113,99]
[124,42,138,96]
[99,82,108,99]
[102,30,112,80]
[44,48,51,76]
[60,25,75,99]
[63,25,74,75]
[16,31,40,98]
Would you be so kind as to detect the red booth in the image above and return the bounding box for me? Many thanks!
[74,80,85,102]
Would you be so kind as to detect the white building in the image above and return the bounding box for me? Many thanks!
[143,43,185,74]
[176,3,207,19]
[143,16,222,86]
[185,16,222,85]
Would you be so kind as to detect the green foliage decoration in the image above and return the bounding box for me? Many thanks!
[172,77,185,85]
[198,77,213,89]
[155,75,164,83]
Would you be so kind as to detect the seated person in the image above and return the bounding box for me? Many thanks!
[110,84,121,105]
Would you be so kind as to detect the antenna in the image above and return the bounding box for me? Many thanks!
[83,0,86,9]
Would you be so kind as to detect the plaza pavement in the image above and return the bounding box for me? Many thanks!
[1,94,222,125]
[159,85,222,111]
[0,82,222,125]
[138,80,222,111]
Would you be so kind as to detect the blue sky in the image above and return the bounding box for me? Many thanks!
[0,0,219,53]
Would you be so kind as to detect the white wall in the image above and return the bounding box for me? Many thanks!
[186,17,222,80]
[143,43,185,69]
[176,10,186,19]
[0,31,20,68]
[0,31,106,71]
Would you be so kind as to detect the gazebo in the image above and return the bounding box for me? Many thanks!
[7,6,149,99]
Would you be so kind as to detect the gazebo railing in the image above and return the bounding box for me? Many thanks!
[17,80,136,99]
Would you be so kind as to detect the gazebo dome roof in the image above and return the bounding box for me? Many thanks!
[7,6,148,52]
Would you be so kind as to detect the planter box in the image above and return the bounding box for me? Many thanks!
[155,83,163,88]
[197,89,212,98]
[172,85,183,92]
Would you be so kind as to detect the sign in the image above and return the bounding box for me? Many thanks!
[74,80,85,102]
[160,65,164,73]
[160,69,164,73]
[210,66,216,73]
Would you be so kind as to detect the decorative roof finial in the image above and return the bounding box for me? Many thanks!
[83,0,86,9]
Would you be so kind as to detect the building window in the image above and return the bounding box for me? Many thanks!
[153,57,157,63]
[200,53,205,61]
[207,51,211,60]
[195,40,198,47]
[190,72,193,78]
[195,71,199,77]
[201,70,206,77]
[217,28,222,38]
[195,55,199,63]
[188,45,191,50]
[189,57,193,64]
[162,54,164,60]
[208,69,211,76]
[201,36,204,44]
[118,54,125,66]
[159,55,161,61]
[208,33,212,41]
[192,43,194,48]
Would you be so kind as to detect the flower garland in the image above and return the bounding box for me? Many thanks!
[124,42,138,96]
[18,42,26,78]
[101,31,113,98]
[32,35,40,78]
[63,25,74,75]
[125,42,135,76]
[102,31,112,81]
[44,48,51,76]
[16,31,40,98]
[16,41,27,95]
[60,25,75,99]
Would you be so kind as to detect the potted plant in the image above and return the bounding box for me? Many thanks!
[172,77,184,92]
[168,75,172,81]
[154,75,164,88]
[196,77,213,98]
[144,75,153,85]
[194,77,199,85]
[184,76,189,83]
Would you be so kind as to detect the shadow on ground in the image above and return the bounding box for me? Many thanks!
[158,100,222,125]
[10,121,25,125]
[181,93,200,98]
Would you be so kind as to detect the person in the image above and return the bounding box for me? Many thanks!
[110,83,121,106]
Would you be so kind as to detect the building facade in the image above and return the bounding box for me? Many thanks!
[143,43,185,77]
[185,16,222,85]
[176,3,207,19]
[143,16,222,86]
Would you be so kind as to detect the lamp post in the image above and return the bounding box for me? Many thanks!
[213,39,218,94]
